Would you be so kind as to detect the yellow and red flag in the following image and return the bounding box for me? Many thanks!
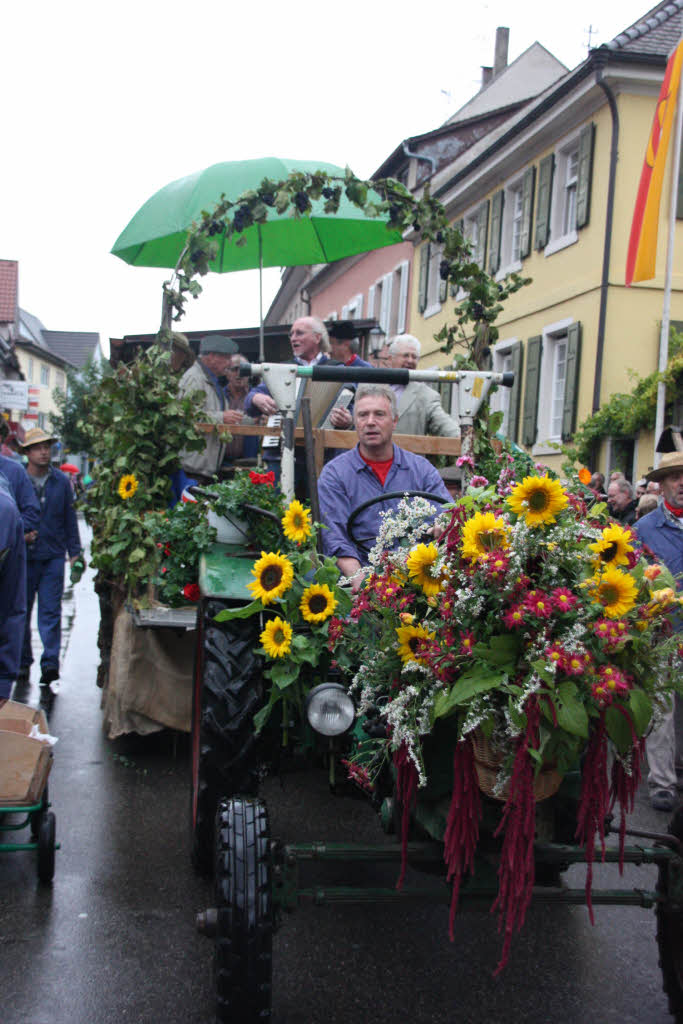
[626,39,683,286]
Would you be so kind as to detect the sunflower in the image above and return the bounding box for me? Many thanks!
[248,551,294,605]
[507,475,568,527]
[589,566,638,619]
[406,543,443,596]
[282,500,312,544]
[117,473,139,500]
[461,511,510,562]
[588,524,634,568]
[300,583,337,623]
[260,616,293,658]
[396,623,435,665]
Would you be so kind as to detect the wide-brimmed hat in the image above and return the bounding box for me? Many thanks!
[327,320,357,341]
[645,450,683,482]
[21,427,57,450]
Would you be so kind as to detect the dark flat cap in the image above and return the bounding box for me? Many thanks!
[327,320,357,341]
[199,335,238,355]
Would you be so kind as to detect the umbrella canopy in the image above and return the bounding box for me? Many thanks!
[60,463,79,474]
[111,157,402,272]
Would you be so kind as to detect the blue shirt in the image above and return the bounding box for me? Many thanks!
[0,454,40,533]
[27,467,82,561]
[635,503,683,632]
[317,443,452,562]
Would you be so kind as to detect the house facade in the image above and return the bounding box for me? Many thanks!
[410,0,683,480]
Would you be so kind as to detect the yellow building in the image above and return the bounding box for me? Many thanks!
[14,309,69,432]
[410,1,683,480]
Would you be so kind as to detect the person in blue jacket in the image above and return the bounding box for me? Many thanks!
[0,451,40,536]
[634,450,683,813]
[18,428,84,692]
[0,482,26,699]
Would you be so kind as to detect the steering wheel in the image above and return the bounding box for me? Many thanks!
[347,490,451,557]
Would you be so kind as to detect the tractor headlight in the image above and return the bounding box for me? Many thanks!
[305,683,355,737]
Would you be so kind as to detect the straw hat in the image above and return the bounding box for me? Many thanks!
[644,450,683,482]
[21,427,57,449]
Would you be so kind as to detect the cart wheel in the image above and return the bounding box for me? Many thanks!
[191,600,265,875]
[656,807,683,1021]
[30,785,49,840]
[37,811,56,884]
[214,797,272,1023]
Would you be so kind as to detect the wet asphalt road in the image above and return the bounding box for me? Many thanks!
[0,522,677,1023]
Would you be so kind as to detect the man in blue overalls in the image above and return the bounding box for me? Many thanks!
[19,427,84,694]
[0,482,26,699]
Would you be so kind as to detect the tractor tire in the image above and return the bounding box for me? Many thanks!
[657,806,683,1021]
[214,797,273,1023]
[191,599,264,876]
[37,811,56,884]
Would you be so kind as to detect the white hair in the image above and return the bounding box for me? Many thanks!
[388,333,421,357]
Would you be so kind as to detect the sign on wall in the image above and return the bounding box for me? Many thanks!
[0,379,29,411]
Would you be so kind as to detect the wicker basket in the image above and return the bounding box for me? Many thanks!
[470,729,562,803]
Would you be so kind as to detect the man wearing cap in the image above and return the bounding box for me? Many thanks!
[634,451,683,812]
[19,427,84,693]
[178,335,247,483]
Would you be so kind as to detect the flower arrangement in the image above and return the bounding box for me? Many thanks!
[332,472,682,971]
[145,499,217,607]
[209,469,287,550]
[216,499,350,732]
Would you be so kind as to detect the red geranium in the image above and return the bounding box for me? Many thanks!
[183,582,201,602]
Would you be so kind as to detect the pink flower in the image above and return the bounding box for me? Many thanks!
[470,475,489,487]
[459,630,476,657]
[545,643,565,668]
[503,605,526,629]
[456,455,475,470]
[524,590,553,619]
[551,587,578,613]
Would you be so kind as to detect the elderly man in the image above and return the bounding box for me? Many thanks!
[245,315,334,418]
[178,335,245,483]
[327,320,372,369]
[607,477,637,526]
[318,384,452,589]
[223,353,258,463]
[635,450,683,812]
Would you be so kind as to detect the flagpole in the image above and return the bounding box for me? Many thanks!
[655,47,683,467]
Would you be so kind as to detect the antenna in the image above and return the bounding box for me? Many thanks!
[585,24,599,54]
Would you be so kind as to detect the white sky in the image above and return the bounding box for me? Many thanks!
[3,0,656,355]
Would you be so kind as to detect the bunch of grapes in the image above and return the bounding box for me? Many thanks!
[294,191,310,213]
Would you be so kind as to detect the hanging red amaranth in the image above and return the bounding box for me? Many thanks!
[491,698,541,974]
[575,714,609,925]
[444,736,481,939]
[394,744,418,890]
[609,706,645,874]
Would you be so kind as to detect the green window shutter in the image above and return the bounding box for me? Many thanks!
[418,242,430,314]
[507,340,523,444]
[521,335,542,447]
[438,249,448,302]
[576,124,595,230]
[489,190,504,275]
[518,166,536,260]
[535,155,554,250]
[451,220,464,296]
[561,322,582,441]
[475,201,490,268]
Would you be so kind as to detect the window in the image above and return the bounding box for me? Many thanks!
[40,364,49,387]
[28,357,34,382]
[38,412,46,430]
[537,123,594,256]
[464,201,489,269]
[56,371,66,392]
[341,294,363,321]
[549,336,568,438]
[371,261,409,334]
[491,339,523,443]
[562,149,579,236]
[521,320,582,452]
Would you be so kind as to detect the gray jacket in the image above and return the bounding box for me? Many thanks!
[396,381,460,438]
[178,360,226,477]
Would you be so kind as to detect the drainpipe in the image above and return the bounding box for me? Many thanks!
[402,141,436,179]
[593,52,619,416]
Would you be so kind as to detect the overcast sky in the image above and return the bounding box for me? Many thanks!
[4,0,656,354]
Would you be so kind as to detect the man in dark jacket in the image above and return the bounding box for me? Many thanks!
[607,477,637,526]
[634,450,683,812]
[0,484,26,699]
[19,428,84,692]
[0,452,40,536]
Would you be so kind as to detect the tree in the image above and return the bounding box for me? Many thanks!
[51,359,111,453]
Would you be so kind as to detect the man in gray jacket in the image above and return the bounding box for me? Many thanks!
[178,335,247,482]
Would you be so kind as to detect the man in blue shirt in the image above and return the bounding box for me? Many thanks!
[0,484,26,699]
[318,384,452,590]
[19,427,84,693]
[0,452,40,536]
[634,450,683,812]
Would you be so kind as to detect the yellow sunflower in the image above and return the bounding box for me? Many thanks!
[282,499,312,544]
[406,543,443,596]
[461,511,510,562]
[300,583,337,623]
[589,566,638,619]
[396,623,435,665]
[507,475,568,527]
[260,616,293,658]
[588,524,634,568]
[117,473,139,500]
[248,551,294,605]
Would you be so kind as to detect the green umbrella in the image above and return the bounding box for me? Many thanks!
[111,157,402,356]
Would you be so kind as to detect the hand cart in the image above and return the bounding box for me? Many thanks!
[0,699,58,883]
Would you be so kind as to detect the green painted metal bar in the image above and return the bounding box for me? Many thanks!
[294,886,660,908]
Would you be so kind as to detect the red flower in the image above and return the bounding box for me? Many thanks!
[551,587,578,613]
[523,590,553,619]
[183,582,201,602]
[249,470,276,487]
[459,630,476,657]
[503,605,525,629]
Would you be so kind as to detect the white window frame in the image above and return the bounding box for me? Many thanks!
[344,294,363,321]
[544,133,580,257]
[28,357,34,383]
[326,311,338,321]
[369,261,410,335]
[496,177,524,279]
[40,363,49,387]
[532,316,574,455]
[490,337,519,438]
[423,244,444,320]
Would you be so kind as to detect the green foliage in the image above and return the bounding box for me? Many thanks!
[50,359,111,453]
[210,470,287,550]
[146,500,217,606]
[79,345,205,595]
[567,327,683,465]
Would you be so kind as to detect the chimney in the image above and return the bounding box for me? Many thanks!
[493,26,509,79]
[481,66,492,88]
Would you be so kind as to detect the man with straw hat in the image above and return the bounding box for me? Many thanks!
[18,427,84,699]
[635,450,683,812]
